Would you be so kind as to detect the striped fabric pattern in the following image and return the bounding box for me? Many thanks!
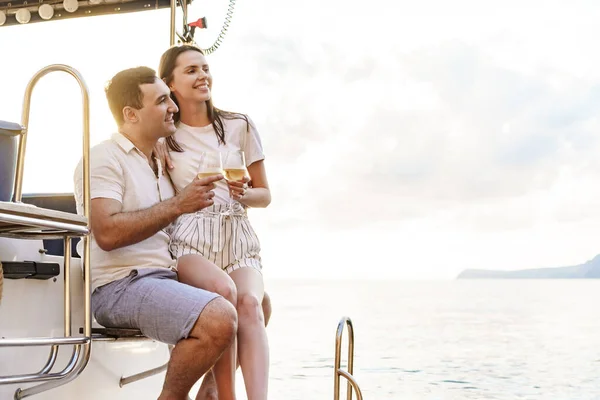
[169,204,262,274]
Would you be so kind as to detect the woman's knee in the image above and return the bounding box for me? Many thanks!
[237,293,264,325]
[214,278,237,306]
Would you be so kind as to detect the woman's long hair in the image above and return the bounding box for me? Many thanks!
[159,44,249,152]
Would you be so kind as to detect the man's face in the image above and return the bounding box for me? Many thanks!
[137,79,178,138]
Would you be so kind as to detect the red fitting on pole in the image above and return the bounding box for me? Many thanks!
[189,17,207,29]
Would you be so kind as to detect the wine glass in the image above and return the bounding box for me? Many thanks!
[223,150,247,214]
[197,151,223,217]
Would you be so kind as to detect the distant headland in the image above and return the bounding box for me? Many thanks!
[457,254,600,279]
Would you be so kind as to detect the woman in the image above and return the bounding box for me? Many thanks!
[158,44,271,400]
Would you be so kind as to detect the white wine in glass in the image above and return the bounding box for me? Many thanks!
[223,151,247,182]
[197,151,223,217]
[223,150,247,214]
[224,168,247,181]
[197,151,223,179]
[198,169,224,179]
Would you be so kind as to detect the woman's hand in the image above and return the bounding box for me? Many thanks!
[227,175,251,201]
[232,160,271,208]
[152,141,174,174]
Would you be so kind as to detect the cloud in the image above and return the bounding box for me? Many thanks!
[234,34,600,233]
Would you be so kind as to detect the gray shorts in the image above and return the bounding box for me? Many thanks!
[92,267,220,345]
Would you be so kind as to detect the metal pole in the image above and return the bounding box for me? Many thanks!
[169,0,176,45]
[64,237,71,336]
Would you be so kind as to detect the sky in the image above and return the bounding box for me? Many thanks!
[1,0,600,279]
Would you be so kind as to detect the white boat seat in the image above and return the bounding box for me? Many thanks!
[0,120,24,137]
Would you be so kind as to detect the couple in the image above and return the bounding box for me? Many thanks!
[74,45,271,400]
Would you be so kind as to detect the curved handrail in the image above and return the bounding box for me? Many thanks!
[12,65,91,221]
[334,317,363,400]
[17,65,91,336]
[0,64,92,397]
[15,343,92,399]
[337,370,363,400]
[0,345,82,386]
[37,345,59,375]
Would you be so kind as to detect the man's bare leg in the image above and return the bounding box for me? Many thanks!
[158,297,237,400]
[176,255,239,400]
[196,292,272,400]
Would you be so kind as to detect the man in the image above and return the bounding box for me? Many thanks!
[74,66,237,400]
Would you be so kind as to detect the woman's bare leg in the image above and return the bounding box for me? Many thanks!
[197,292,272,399]
[229,268,269,400]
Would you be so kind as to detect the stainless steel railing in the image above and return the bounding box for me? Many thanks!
[334,317,363,400]
[119,344,174,387]
[0,64,92,399]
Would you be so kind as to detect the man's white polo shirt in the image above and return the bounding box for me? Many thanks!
[74,132,176,292]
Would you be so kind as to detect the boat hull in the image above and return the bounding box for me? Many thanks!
[0,237,170,399]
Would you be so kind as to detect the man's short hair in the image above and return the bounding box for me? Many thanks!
[105,67,157,126]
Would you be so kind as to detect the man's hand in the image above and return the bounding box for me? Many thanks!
[153,141,174,173]
[176,174,223,213]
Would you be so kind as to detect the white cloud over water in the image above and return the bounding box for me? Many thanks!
[3,0,600,278]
